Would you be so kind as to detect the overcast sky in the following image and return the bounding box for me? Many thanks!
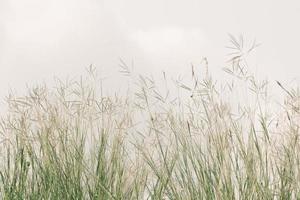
[1,0,300,99]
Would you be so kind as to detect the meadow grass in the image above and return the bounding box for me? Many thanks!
[1,36,300,199]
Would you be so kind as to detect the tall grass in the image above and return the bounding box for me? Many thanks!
[1,36,300,199]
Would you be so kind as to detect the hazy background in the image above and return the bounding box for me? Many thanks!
[1,0,300,100]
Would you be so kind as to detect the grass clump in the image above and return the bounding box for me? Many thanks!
[1,36,300,199]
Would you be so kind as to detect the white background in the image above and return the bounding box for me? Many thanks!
[1,0,300,99]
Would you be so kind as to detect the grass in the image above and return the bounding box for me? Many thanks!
[1,36,300,199]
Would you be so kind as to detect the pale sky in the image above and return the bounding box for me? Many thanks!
[1,0,300,99]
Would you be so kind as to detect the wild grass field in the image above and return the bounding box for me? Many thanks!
[1,37,300,199]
